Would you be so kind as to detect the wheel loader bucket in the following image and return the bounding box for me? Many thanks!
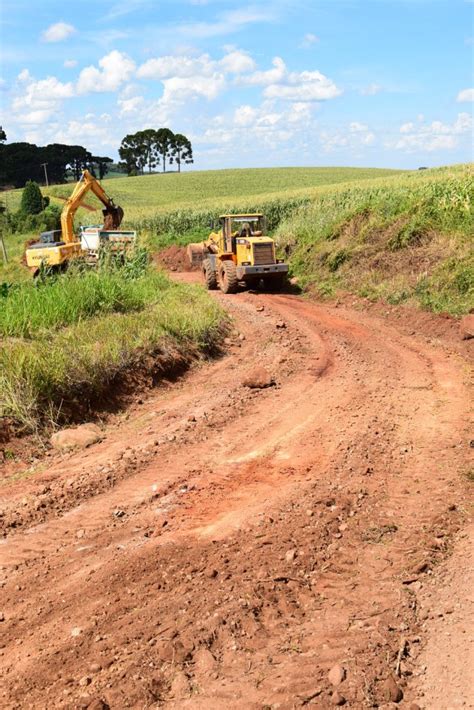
[187,243,206,267]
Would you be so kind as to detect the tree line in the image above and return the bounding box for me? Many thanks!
[0,128,114,189]
[0,126,193,188]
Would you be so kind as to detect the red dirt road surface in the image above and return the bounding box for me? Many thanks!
[1,280,472,709]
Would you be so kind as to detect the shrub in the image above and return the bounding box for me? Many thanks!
[20,180,44,215]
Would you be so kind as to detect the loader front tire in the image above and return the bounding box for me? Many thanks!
[219,260,238,294]
[203,258,218,290]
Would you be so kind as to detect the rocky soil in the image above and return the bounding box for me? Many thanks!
[0,277,472,709]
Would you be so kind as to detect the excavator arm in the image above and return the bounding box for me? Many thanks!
[60,169,124,244]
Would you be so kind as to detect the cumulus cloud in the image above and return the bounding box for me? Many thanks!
[240,58,341,101]
[42,22,76,43]
[394,112,473,152]
[12,75,75,125]
[137,49,256,107]
[239,57,287,86]
[219,50,256,74]
[138,54,213,80]
[64,59,78,69]
[161,74,226,103]
[320,122,376,152]
[77,51,135,93]
[457,88,474,102]
[265,69,342,102]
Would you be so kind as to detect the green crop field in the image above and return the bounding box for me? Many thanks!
[276,163,473,315]
[0,166,402,283]
[1,166,402,225]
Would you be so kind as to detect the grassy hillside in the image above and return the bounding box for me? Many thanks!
[276,164,473,315]
[0,260,226,432]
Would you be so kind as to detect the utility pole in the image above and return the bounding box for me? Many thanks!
[41,162,49,187]
[0,231,7,264]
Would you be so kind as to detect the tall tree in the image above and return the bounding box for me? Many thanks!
[171,133,193,173]
[136,129,159,173]
[90,156,113,179]
[0,126,6,143]
[65,145,92,181]
[119,133,147,175]
[155,128,175,173]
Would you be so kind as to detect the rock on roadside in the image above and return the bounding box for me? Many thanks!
[242,367,275,389]
[328,664,346,686]
[51,424,103,452]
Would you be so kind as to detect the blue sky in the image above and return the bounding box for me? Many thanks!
[1,0,473,169]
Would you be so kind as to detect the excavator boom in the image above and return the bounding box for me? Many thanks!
[61,170,124,244]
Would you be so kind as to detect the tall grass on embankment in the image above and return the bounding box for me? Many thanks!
[0,260,226,432]
[275,164,473,315]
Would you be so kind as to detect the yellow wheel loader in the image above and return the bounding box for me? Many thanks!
[188,214,288,294]
[25,170,136,275]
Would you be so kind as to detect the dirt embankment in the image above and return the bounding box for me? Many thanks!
[0,282,472,709]
[154,245,198,272]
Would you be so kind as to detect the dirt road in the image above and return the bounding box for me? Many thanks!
[1,282,472,709]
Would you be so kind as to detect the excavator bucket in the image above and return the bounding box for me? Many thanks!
[102,205,124,231]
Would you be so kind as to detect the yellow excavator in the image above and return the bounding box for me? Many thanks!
[25,169,136,275]
[187,214,289,293]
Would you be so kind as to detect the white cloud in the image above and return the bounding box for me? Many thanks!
[51,119,117,149]
[457,88,474,102]
[265,69,342,102]
[118,95,146,116]
[240,57,286,86]
[11,75,75,125]
[219,50,255,74]
[394,112,473,152]
[288,102,313,123]
[17,69,32,82]
[42,22,76,43]
[360,83,382,96]
[138,54,213,80]
[161,74,226,103]
[64,59,78,69]
[240,58,341,101]
[320,122,376,152]
[300,33,319,48]
[137,50,257,109]
[77,51,135,93]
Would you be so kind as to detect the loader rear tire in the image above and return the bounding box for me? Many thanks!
[203,258,218,290]
[219,260,238,294]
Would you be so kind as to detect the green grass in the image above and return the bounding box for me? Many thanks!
[275,164,473,315]
[0,266,169,338]
[0,262,226,431]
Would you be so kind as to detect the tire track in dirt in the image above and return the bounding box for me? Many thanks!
[0,287,472,709]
